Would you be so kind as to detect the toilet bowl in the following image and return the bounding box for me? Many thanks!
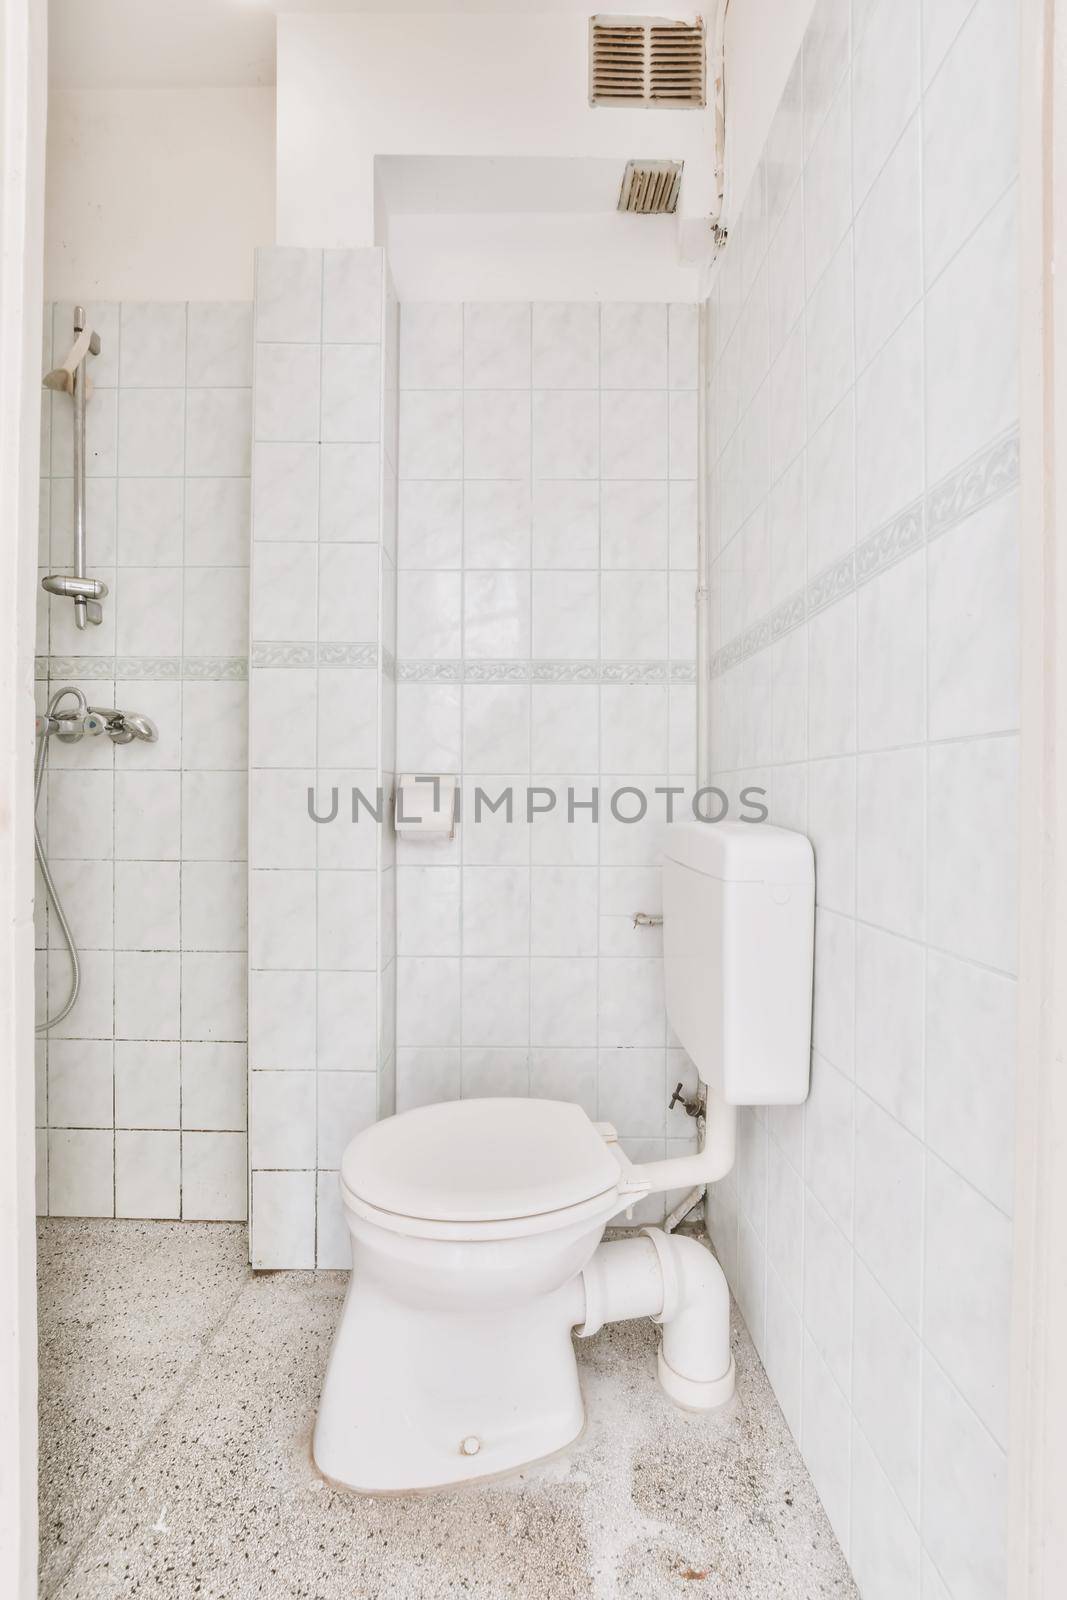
[312,1097,735,1493]
[313,822,816,1494]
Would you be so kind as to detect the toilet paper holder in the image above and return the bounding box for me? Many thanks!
[394,774,458,838]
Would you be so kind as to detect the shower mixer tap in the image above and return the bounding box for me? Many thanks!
[93,709,158,744]
[34,684,160,1035]
[35,703,158,745]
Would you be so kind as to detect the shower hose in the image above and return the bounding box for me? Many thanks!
[34,685,84,1032]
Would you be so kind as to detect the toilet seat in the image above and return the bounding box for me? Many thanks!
[340,1097,628,1239]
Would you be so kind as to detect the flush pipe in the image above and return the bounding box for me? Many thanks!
[634,1082,737,1199]
[660,285,720,1239]
[573,1227,735,1411]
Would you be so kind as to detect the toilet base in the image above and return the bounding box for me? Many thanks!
[313,1273,588,1494]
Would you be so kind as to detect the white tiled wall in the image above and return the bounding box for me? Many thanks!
[247,247,398,1269]
[703,0,1018,1595]
[35,298,252,1221]
[394,298,702,1218]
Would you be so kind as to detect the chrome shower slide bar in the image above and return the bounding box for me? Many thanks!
[41,305,108,629]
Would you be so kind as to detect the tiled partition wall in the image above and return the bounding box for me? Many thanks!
[248,247,398,1270]
[394,299,701,1221]
[35,298,252,1222]
[703,0,1018,1596]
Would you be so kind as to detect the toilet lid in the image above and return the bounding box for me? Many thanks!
[340,1098,621,1222]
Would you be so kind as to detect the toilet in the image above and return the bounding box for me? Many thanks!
[313,821,815,1494]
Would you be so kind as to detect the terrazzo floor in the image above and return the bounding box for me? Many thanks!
[37,1218,857,1599]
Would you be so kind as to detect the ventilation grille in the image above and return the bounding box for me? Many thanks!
[590,15,706,109]
[618,159,684,214]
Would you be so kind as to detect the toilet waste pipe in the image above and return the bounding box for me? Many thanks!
[572,1227,735,1412]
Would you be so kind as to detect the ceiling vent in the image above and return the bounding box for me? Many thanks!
[590,16,706,109]
[618,159,684,213]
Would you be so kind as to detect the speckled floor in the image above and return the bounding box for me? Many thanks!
[37,1219,857,1600]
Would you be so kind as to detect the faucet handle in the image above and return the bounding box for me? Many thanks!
[121,713,158,742]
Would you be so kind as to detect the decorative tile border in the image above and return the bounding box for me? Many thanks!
[397,659,697,686]
[464,659,531,684]
[530,661,599,685]
[250,644,316,668]
[317,642,379,667]
[926,428,1019,540]
[249,643,380,670]
[710,426,1019,680]
[180,656,249,682]
[38,654,248,682]
[396,660,462,684]
[37,656,117,682]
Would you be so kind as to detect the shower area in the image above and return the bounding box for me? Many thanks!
[34,294,252,1220]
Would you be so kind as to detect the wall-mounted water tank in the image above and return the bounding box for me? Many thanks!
[662,821,815,1105]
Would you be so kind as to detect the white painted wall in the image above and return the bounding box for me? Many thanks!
[276,11,716,298]
[386,212,703,302]
[44,88,275,301]
[722,0,816,217]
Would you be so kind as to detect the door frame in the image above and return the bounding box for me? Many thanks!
[1010,0,1067,1593]
[0,0,46,1592]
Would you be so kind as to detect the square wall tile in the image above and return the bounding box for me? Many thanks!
[48,1040,113,1129]
[253,442,318,542]
[601,304,668,389]
[464,303,531,389]
[400,305,463,390]
[186,302,253,387]
[464,390,530,479]
[255,248,322,344]
[249,970,316,1070]
[48,1129,114,1217]
[399,391,462,480]
[181,951,246,1042]
[323,249,383,344]
[317,1071,377,1168]
[120,303,187,389]
[118,389,184,476]
[116,1130,180,1217]
[182,1042,247,1132]
[115,951,181,1041]
[250,1071,316,1167]
[183,1131,247,1220]
[115,1041,181,1129]
[186,389,252,476]
[322,344,381,443]
[532,303,599,389]
[251,1169,315,1269]
[184,477,249,566]
[254,344,321,443]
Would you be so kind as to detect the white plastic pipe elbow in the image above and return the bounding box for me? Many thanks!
[576,1228,734,1412]
[647,1228,735,1410]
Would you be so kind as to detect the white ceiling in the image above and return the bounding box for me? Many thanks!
[48,0,694,90]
